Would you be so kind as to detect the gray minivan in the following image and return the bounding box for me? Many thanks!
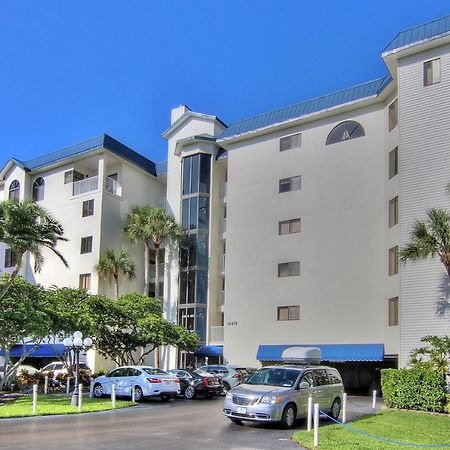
[223,364,344,429]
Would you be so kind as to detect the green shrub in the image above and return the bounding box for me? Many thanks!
[381,368,447,412]
[91,368,108,378]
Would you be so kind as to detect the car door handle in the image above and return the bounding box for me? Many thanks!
[312,390,322,394]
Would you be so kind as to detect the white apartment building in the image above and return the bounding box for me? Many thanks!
[2,14,450,391]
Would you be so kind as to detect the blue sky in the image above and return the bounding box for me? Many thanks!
[0,1,448,165]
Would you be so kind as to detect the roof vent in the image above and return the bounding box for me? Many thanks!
[281,347,321,365]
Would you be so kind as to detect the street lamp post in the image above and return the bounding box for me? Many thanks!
[63,331,92,407]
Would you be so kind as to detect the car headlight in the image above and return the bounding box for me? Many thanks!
[260,395,282,404]
[225,392,233,400]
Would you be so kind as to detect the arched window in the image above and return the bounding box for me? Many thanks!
[326,120,365,145]
[32,177,45,202]
[8,180,20,201]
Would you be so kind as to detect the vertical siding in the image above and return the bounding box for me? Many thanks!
[398,43,450,366]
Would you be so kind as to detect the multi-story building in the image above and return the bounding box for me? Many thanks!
[0,135,167,370]
[2,14,450,389]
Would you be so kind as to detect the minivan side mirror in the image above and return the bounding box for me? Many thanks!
[298,381,310,390]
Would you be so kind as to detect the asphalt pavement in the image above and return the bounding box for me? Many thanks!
[0,395,382,450]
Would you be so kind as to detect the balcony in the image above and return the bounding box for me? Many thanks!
[217,291,225,306]
[218,254,226,275]
[73,176,98,196]
[219,182,227,201]
[106,176,121,195]
[210,326,224,344]
[219,218,227,234]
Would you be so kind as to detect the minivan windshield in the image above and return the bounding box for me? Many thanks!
[246,368,300,387]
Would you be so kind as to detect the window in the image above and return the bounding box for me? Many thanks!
[80,236,93,254]
[389,246,398,276]
[389,147,398,179]
[82,199,94,217]
[389,297,399,326]
[424,58,440,86]
[389,197,398,228]
[4,249,16,268]
[279,218,301,235]
[32,177,45,201]
[278,261,300,277]
[280,133,301,151]
[8,180,20,201]
[389,99,398,131]
[79,273,91,290]
[279,176,301,193]
[326,121,365,145]
[313,369,329,386]
[64,170,84,184]
[277,305,300,321]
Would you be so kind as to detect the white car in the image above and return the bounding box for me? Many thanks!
[92,366,180,402]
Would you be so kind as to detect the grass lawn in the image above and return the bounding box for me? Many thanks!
[293,409,450,449]
[0,394,133,418]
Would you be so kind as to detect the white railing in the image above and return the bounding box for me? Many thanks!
[218,254,226,273]
[106,177,121,195]
[218,291,225,306]
[220,182,227,199]
[220,218,227,234]
[210,326,224,344]
[73,176,98,196]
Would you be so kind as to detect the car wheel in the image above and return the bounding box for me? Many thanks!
[222,382,230,395]
[93,383,104,398]
[133,386,143,402]
[280,404,296,429]
[184,386,196,399]
[229,418,242,425]
[329,398,341,420]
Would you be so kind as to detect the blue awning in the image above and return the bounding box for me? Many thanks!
[0,344,66,358]
[195,345,223,357]
[257,344,384,362]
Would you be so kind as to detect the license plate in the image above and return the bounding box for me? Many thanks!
[236,407,246,414]
[163,380,172,385]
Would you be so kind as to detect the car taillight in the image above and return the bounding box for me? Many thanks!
[174,377,180,384]
[147,378,162,383]
[232,373,241,379]
[203,376,209,387]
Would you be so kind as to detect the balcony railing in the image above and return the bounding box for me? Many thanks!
[210,326,224,344]
[218,254,226,274]
[106,176,121,195]
[220,218,227,234]
[73,176,98,196]
[220,182,227,199]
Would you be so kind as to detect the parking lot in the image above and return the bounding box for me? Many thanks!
[0,395,381,450]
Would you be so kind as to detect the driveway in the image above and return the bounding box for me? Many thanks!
[0,395,382,450]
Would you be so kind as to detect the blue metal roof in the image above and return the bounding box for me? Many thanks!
[0,344,66,358]
[218,76,391,141]
[256,344,384,362]
[20,134,161,177]
[195,345,223,357]
[383,14,450,54]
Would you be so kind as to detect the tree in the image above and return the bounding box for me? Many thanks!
[0,276,55,390]
[0,200,68,302]
[123,204,183,297]
[399,208,450,277]
[95,249,136,299]
[89,292,198,366]
[409,335,450,373]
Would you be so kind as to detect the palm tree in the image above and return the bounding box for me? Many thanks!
[0,200,68,301]
[123,204,183,298]
[96,249,136,299]
[399,208,450,277]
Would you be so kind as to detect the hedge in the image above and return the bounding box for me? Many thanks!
[381,368,447,412]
